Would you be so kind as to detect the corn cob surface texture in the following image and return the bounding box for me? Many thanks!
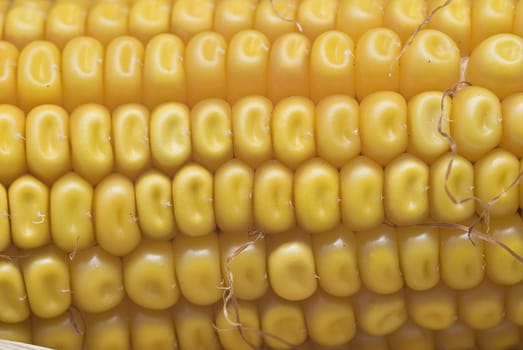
[2,0,523,349]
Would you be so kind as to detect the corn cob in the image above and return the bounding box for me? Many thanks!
[1,0,523,350]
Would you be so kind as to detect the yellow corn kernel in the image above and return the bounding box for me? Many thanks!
[440,221,485,290]
[143,34,186,109]
[219,231,268,300]
[353,288,407,336]
[84,302,130,350]
[86,2,128,47]
[356,224,403,294]
[149,106,189,177]
[9,175,50,249]
[485,215,523,285]
[0,185,9,251]
[105,36,144,109]
[383,0,426,44]
[268,33,310,102]
[267,228,317,301]
[254,0,300,43]
[450,86,502,162]
[0,319,32,344]
[398,226,439,291]
[458,279,504,330]
[4,5,46,49]
[297,0,337,41]
[272,96,315,169]
[354,28,400,100]
[294,158,339,233]
[253,160,295,234]
[507,282,523,325]
[427,0,471,55]
[112,104,151,179]
[467,33,523,99]
[170,0,214,43]
[0,105,26,185]
[400,325,446,350]
[62,37,104,111]
[259,292,307,349]
[471,0,515,49]
[226,30,270,103]
[407,91,451,164]
[135,170,176,240]
[26,105,70,184]
[311,225,360,297]
[17,41,62,112]
[173,233,222,305]
[45,2,86,49]
[94,173,141,256]
[69,245,124,313]
[359,91,408,166]
[129,0,169,44]
[130,307,178,350]
[336,0,384,43]
[0,42,18,105]
[32,309,84,350]
[303,291,356,346]
[501,93,523,158]
[214,301,262,350]
[50,172,94,252]
[340,156,384,231]
[315,95,360,168]
[475,148,520,218]
[21,245,71,318]
[172,163,215,237]
[350,330,389,350]
[172,299,220,350]
[429,153,475,223]
[384,153,429,225]
[185,32,227,106]
[406,283,456,330]
[231,96,273,169]
[387,320,435,350]
[310,30,354,103]
[0,257,30,323]
[213,0,256,41]
[399,29,460,100]
[434,321,475,350]
[476,319,521,350]
[123,240,179,310]
[214,159,254,233]
[69,104,113,185]
[191,99,233,172]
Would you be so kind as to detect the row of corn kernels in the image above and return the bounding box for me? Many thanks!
[2,89,522,182]
[1,214,522,314]
[2,285,523,349]
[3,30,523,111]
[1,149,522,248]
[3,0,523,54]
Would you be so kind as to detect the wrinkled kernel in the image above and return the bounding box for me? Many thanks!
[356,225,403,294]
[310,30,355,102]
[399,29,460,100]
[354,28,401,100]
[450,86,502,162]
[359,91,408,166]
[468,33,523,99]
